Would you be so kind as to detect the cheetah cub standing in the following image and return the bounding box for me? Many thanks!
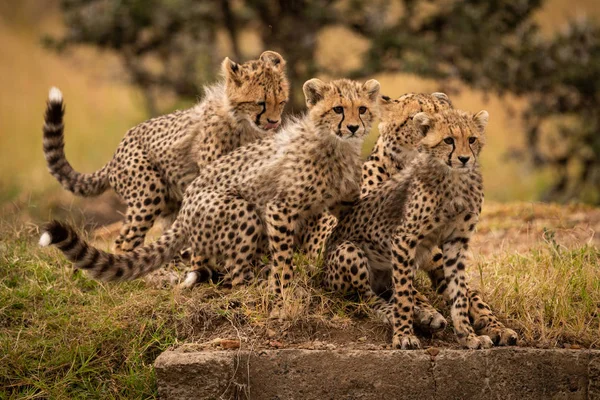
[40,79,380,293]
[325,108,509,349]
[42,51,288,252]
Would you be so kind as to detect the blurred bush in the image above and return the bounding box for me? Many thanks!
[47,0,600,203]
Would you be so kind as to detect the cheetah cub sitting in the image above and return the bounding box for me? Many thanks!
[40,79,380,293]
[42,51,288,252]
[325,108,506,349]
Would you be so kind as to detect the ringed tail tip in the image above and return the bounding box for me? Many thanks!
[39,220,70,247]
[39,232,52,247]
[48,87,63,104]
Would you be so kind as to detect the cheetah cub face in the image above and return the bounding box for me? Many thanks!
[413,109,489,172]
[303,78,381,141]
[223,51,289,132]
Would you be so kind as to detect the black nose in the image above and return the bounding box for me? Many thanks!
[458,156,470,165]
[267,119,279,124]
[347,125,359,133]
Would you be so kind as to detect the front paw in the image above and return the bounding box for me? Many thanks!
[414,306,447,333]
[393,334,421,350]
[486,327,518,346]
[460,334,494,349]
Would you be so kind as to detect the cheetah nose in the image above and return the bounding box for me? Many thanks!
[347,125,359,134]
[458,156,470,165]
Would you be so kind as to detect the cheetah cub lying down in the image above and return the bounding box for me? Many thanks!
[40,78,380,293]
[42,51,288,252]
[324,108,516,349]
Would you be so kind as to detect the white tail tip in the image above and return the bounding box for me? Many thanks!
[48,87,63,103]
[39,232,52,247]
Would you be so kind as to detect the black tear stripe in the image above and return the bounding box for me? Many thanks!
[448,142,455,166]
[359,112,366,134]
[255,102,266,126]
[337,110,345,136]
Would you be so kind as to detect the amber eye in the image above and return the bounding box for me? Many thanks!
[359,106,367,114]
[333,106,344,114]
[444,137,454,145]
[468,137,477,144]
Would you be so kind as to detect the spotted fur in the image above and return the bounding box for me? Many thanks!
[43,51,289,252]
[323,108,515,350]
[300,93,516,346]
[41,78,380,293]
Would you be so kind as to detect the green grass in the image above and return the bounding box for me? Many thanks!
[0,230,182,398]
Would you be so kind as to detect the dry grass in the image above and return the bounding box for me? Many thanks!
[478,244,600,349]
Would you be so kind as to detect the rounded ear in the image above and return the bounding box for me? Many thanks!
[260,51,285,71]
[222,57,242,84]
[363,79,381,103]
[473,110,489,132]
[432,92,452,107]
[413,112,433,136]
[303,78,328,108]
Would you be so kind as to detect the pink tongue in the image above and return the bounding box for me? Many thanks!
[264,122,279,130]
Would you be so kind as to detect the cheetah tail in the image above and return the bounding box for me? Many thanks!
[39,219,187,282]
[43,87,110,197]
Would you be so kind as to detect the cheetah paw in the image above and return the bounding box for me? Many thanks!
[414,308,447,333]
[486,327,518,346]
[461,334,494,349]
[393,335,421,350]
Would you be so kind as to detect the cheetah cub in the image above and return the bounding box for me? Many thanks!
[325,108,502,349]
[42,51,288,252]
[40,79,380,293]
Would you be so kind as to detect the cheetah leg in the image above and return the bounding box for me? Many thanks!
[441,217,493,349]
[390,234,420,350]
[265,201,297,295]
[298,212,337,260]
[114,165,168,253]
[426,247,517,346]
[324,241,395,323]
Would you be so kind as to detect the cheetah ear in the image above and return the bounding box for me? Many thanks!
[260,51,286,72]
[222,57,242,85]
[432,92,453,107]
[413,112,433,136]
[303,78,328,108]
[363,79,381,103]
[473,110,489,132]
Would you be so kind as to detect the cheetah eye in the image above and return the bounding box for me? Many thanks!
[359,106,367,114]
[333,106,344,114]
[468,137,477,144]
[279,100,287,106]
[444,137,454,145]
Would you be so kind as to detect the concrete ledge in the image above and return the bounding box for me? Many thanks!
[155,348,600,399]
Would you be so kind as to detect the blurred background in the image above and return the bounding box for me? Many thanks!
[1,0,599,225]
